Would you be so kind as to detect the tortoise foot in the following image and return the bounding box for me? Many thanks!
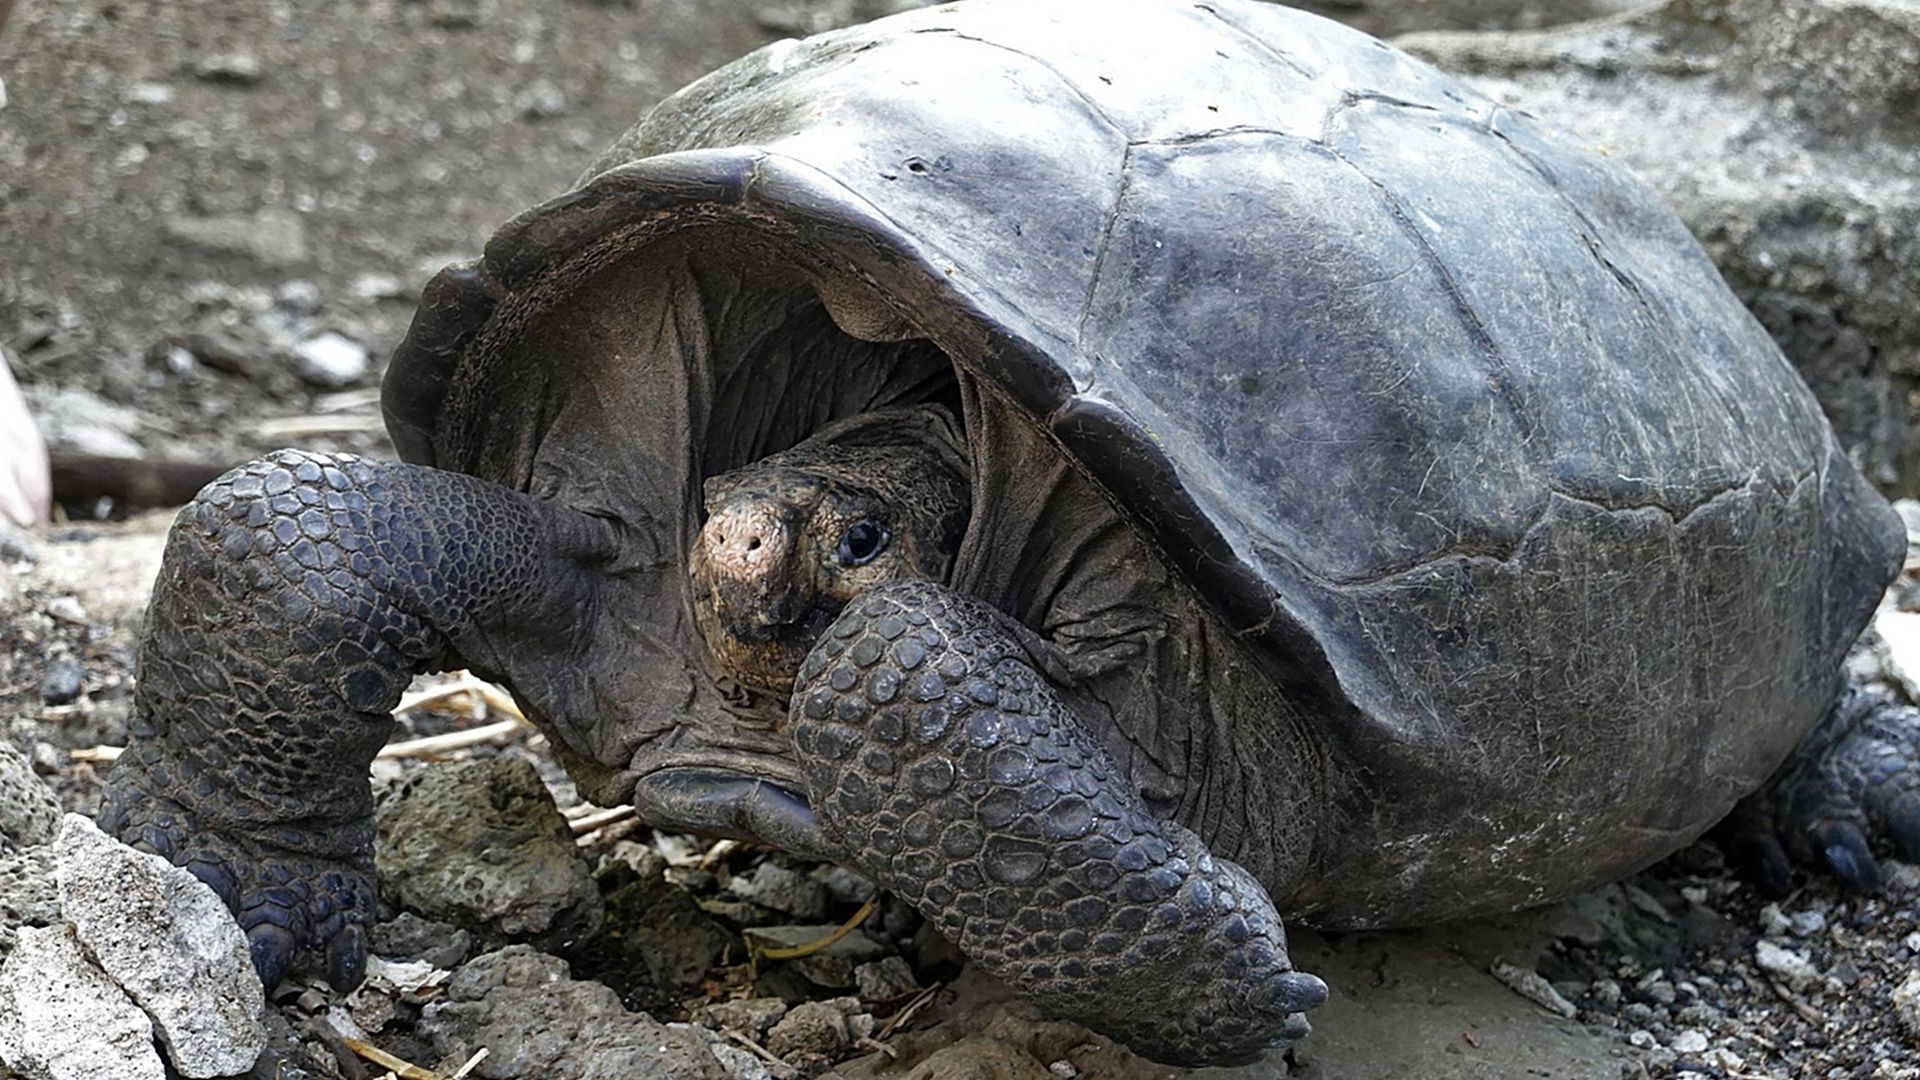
[99,740,375,991]
[789,580,1325,1067]
[1724,684,1920,894]
[98,450,618,989]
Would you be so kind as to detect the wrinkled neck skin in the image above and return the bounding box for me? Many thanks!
[688,404,971,712]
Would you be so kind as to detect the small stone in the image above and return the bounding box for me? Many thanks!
[350,272,407,300]
[40,658,84,705]
[1753,939,1819,992]
[766,999,852,1073]
[375,759,602,950]
[515,78,567,119]
[1788,909,1826,937]
[292,332,370,388]
[54,815,265,1076]
[1049,1062,1079,1079]
[192,52,262,84]
[730,861,829,920]
[1670,1029,1710,1054]
[703,996,788,1037]
[0,925,165,1080]
[1490,959,1577,1018]
[164,209,307,268]
[44,595,86,626]
[370,912,471,970]
[853,955,919,1001]
[812,864,878,906]
[418,946,726,1079]
[1588,978,1622,1007]
[745,925,891,988]
[711,1043,773,1080]
[274,279,322,313]
[1757,903,1791,937]
[1627,1029,1656,1049]
[126,81,174,105]
[1893,970,1920,1041]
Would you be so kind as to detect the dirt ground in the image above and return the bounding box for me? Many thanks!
[4,1,1918,1078]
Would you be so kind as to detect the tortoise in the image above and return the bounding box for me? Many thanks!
[98,0,1920,1066]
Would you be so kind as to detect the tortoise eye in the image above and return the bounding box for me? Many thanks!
[835,520,889,567]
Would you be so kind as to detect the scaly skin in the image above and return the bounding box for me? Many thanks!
[1725,684,1920,894]
[790,580,1326,1065]
[98,450,616,989]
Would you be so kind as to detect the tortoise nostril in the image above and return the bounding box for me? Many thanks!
[747,537,761,552]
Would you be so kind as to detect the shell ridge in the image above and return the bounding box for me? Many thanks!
[1321,139,1539,450]
[1075,145,1136,349]
[1316,466,1815,591]
[1188,2,1314,79]
[904,26,1130,139]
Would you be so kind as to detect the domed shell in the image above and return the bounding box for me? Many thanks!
[385,0,1902,902]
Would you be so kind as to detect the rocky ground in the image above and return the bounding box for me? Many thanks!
[6,0,1920,1077]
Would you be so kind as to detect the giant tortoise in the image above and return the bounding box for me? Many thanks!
[99,0,1918,1065]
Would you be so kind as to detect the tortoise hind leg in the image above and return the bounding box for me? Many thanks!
[788,580,1325,1067]
[98,450,618,989]
[1723,684,1920,894]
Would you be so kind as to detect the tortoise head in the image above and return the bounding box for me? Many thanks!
[689,406,971,697]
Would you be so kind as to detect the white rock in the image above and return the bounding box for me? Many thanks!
[1669,1029,1710,1054]
[53,815,265,1077]
[0,924,166,1080]
[292,332,371,388]
[1752,939,1819,992]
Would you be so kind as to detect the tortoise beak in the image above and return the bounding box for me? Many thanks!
[628,766,840,862]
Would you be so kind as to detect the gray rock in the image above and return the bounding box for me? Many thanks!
[730,861,830,921]
[0,924,166,1080]
[764,998,864,1075]
[0,741,59,850]
[1894,971,1920,1041]
[600,866,737,996]
[291,332,370,388]
[163,209,308,269]
[418,945,727,1079]
[40,658,84,706]
[703,996,789,1037]
[1403,0,1920,493]
[745,924,892,989]
[1752,939,1819,992]
[0,846,57,961]
[370,911,472,969]
[24,386,148,460]
[812,865,878,906]
[192,52,263,84]
[376,758,603,948]
[853,955,919,1001]
[54,815,266,1077]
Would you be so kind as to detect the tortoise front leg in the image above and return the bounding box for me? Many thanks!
[789,581,1326,1066]
[98,450,618,990]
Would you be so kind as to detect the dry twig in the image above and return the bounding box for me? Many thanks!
[877,981,944,1041]
[751,896,881,961]
[340,1036,439,1080]
[724,1029,800,1079]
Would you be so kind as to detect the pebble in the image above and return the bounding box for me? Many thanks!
[44,596,86,626]
[350,272,407,300]
[1893,971,1920,1040]
[1788,909,1826,937]
[39,659,83,706]
[704,996,788,1037]
[746,925,891,989]
[515,78,567,119]
[766,999,854,1073]
[1627,1029,1656,1049]
[192,52,263,84]
[1669,1029,1709,1053]
[1752,939,1819,992]
[292,332,370,388]
[125,82,174,106]
[1049,1061,1079,1078]
[853,956,919,1001]
[273,279,321,313]
[1490,960,1578,1018]
[730,861,829,921]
